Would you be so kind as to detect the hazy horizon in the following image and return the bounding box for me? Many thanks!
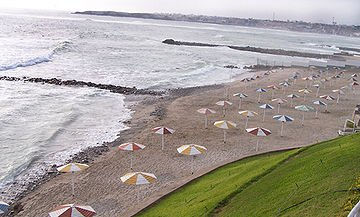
[0,0,359,25]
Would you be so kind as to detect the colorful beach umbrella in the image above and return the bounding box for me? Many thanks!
[332,89,345,104]
[313,100,327,118]
[302,76,313,88]
[214,120,237,143]
[121,172,157,185]
[119,143,145,170]
[271,98,287,114]
[177,144,207,174]
[216,100,232,117]
[57,163,89,197]
[298,89,312,101]
[233,93,248,109]
[259,104,274,122]
[239,110,258,129]
[197,108,216,128]
[0,201,9,215]
[295,105,315,125]
[287,94,300,107]
[273,115,294,136]
[246,127,271,151]
[48,204,96,217]
[153,126,175,150]
[255,88,267,103]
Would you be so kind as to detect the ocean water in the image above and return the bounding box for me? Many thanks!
[0,9,359,201]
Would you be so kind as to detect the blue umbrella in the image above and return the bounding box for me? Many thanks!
[0,201,10,214]
[256,88,267,103]
[259,104,274,121]
[273,115,294,136]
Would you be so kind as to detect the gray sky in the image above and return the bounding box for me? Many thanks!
[1,0,359,25]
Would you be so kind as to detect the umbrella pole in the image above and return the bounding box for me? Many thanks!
[205,115,208,129]
[303,94,306,101]
[337,94,340,104]
[192,156,194,174]
[272,90,274,99]
[256,139,259,152]
[315,108,318,119]
[223,107,225,117]
[223,130,226,143]
[302,113,305,126]
[245,117,249,129]
[161,134,165,150]
[277,104,280,114]
[72,171,75,198]
[130,152,133,170]
[316,88,320,97]
[325,104,328,113]
[263,110,266,122]
[239,99,242,110]
[258,93,261,103]
[291,98,293,107]
[280,122,284,137]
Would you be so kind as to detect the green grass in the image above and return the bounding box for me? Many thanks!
[138,133,360,217]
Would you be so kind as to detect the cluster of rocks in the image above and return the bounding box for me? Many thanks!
[163,39,348,60]
[0,76,163,96]
[243,65,286,70]
[224,65,241,69]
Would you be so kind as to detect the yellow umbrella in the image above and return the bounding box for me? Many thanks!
[57,163,89,197]
[298,89,312,101]
[239,110,258,129]
[177,144,207,174]
[214,120,236,143]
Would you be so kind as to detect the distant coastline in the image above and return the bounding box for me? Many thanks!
[73,11,360,37]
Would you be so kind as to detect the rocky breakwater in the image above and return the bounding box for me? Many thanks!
[163,39,348,60]
[0,76,163,96]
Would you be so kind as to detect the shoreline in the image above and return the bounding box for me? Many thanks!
[7,66,360,216]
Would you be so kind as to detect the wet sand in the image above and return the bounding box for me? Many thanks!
[13,67,360,217]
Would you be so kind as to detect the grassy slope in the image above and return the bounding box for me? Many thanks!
[213,134,360,217]
[137,149,299,217]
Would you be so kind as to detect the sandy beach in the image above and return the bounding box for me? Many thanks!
[12,66,360,217]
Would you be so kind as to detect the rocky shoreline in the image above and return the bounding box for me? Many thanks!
[162,39,349,60]
[0,76,163,96]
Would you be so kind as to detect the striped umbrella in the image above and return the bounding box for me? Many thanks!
[273,115,294,136]
[0,201,9,215]
[239,110,258,129]
[351,82,359,91]
[57,163,89,197]
[332,89,345,103]
[313,100,327,118]
[233,93,248,109]
[177,144,207,174]
[298,89,312,101]
[313,83,321,97]
[216,101,232,117]
[246,127,271,151]
[214,120,237,143]
[287,94,300,107]
[267,85,279,98]
[49,204,96,217]
[153,127,175,150]
[295,105,315,125]
[255,88,267,103]
[259,104,274,122]
[197,108,216,128]
[119,143,146,170]
[121,172,157,185]
[271,98,287,114]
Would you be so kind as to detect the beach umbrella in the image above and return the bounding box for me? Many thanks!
[351,73,358,78]
[295,105,315,125]
[119,143,146,170]
[48,204,96,217]
[239,110,258,129]
[0,201,9,215]
[214,120,236,143]
[273,115,294,136]
[255,88,267,103]
[271,98,287,114]
[298,89,312,101]
[216,100,232,117]
[319,95,335,112]
[197,108,216,128]
[177,144,207,174]
[287,94,300,107]
[259,104,274,122]
[267,85,279,98]
[57,163,89,197]
[233,93,248,109]
[351,82,359,91]
[313,100,327,118]
[246,127,271,151]
[332,89,345,103]
[121,172,157,185]
[153,126,175,150]
[302,76,313,88]
[313,84,321,97]
[349,77,358,82]
[279,81,290,94]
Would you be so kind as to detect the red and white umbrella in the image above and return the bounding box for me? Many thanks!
[197,108,216,128]
[119,143,146,170]
[153,127,175,150]
[49,204,96,217]
[246,127,271,151]
[216,101,232,117]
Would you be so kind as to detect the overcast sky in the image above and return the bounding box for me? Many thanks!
[1,0,359,25]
